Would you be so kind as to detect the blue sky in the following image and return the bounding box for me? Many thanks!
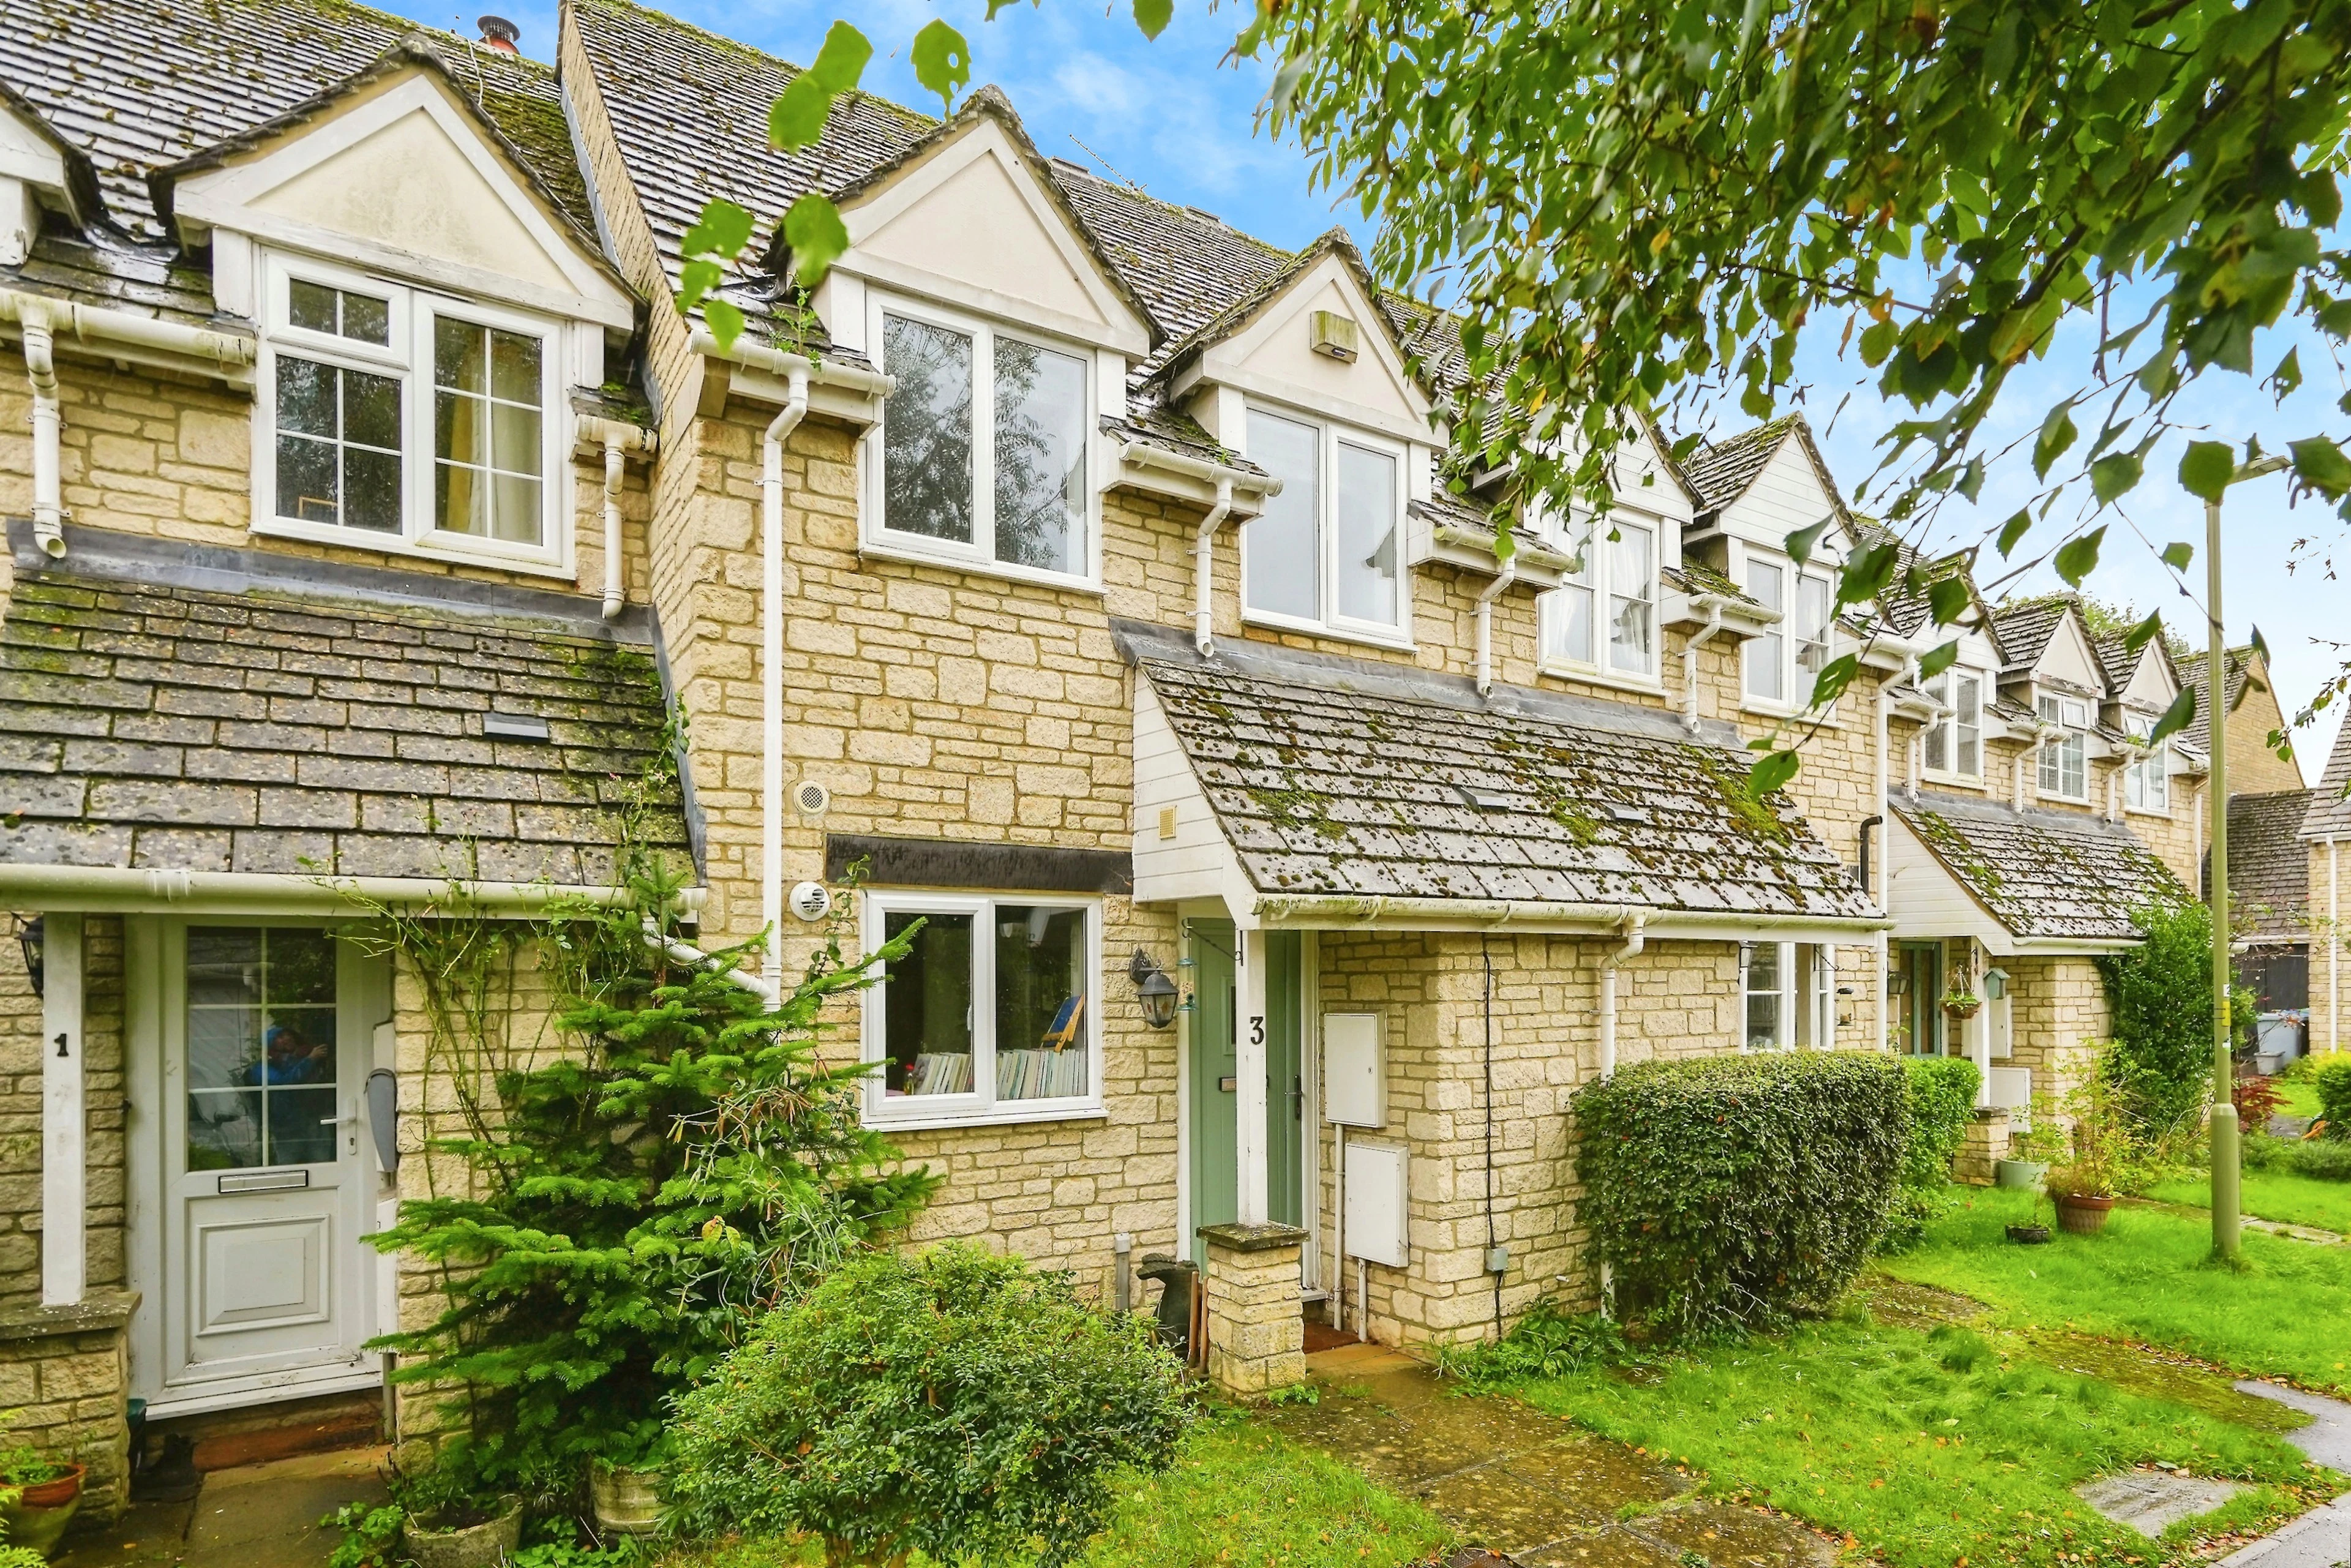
[426,0,2347,775]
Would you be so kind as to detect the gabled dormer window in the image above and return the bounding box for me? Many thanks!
[2036,693,2090,800]
[1742,554,1833,707]
[1923,670,1984,778]
[1542,517,1656,680]
[255,252,563,569]
[1239,405,1406,642]
[2124,715,2170,811]
[868,296,1092,584]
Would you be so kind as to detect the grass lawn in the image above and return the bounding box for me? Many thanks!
[1499,1313,2329,1568]
[2145,1168,2351,1234]
[661,1410,1454,1568]
[1880,1187,2351,1395]
[2276,1077,2323,1119]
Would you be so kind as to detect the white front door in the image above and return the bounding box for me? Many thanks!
[132,920,387,1414]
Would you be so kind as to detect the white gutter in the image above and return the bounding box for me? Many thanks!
[1,288,254,378]
[576,416,656,621]
[642,912,776,1003]
[1473,552,1518,697]
[760,363,809,992]
[1597,912,1648,1081]
[16,296,59,557]
[1116,436,1281,500]
[1251,892,1890,936]
[0,863,701,915]
[1679,602,1725,732]
[1192,477,1232,656]
[687,329,897,398]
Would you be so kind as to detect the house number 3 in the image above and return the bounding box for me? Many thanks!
[1248,1016,1265,1046]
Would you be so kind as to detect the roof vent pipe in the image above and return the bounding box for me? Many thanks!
[1473,551,1518,697]
[477,15,520,51]
[19,299,62,558]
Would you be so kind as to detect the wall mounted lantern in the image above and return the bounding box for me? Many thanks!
[1129,947,1179,1030]
[15,916,42,1000]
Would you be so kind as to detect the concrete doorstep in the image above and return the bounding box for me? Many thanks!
[53,1448,389,1568]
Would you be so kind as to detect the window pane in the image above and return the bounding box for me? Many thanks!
[267,1086,337,1166]
[1923,694,1949,771]
[1957,676,1981,776]
[1745,558,1783,700]
[881,314,975,544]
[342,291,391,347]
[345,367,400,451]
[1335,443,1400,626]
[437,462,483,536]
[1607,523,1652,673]
[994,906,1089,1101]
[490,402,541,475]
[1244,410,1321,620]
[1796,574,1832,689]
[276,356,336,438]
[491,474,543,544]
[1548,583,1594,665]
[490,329,541,402]
[435,318,487,393]
[992,338,1087,573]
[186,928,336,1172]
[277,435,339,525]
[289,279,337,334]
[1745,942,1782,1048]
[882,911,974,1097]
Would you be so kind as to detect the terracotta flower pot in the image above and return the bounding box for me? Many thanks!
[0,1464,86,1559]
[2054,1193,2118,1234]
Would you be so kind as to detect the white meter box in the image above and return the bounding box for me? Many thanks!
[1322,1011,1386,1128]
[1343,1138,1409,1266]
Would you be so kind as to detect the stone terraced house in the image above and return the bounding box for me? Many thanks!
[0,0,2213,1518]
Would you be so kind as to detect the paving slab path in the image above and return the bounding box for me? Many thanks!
[53,1447,388,1568]
[1267,1344,1837,1568]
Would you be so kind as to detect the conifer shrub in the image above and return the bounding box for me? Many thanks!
[2096,901,2219,1138]
[1572,1051,1908,1335]
[2315,1056,2351,1141]
[666,1243,1191,1566]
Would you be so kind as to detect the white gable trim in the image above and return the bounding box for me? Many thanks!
[835,118,1150,356]
[2031,609,2107,695]
[173,73,632,331]
[1179,253,1434,446]
[2119,643,2178,713]
[0,102,70,203]
[1132,680,1261,916]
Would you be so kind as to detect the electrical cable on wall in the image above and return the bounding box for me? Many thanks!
[1482,936,1501,1337]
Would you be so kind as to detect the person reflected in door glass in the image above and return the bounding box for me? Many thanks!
[241,1022,329,1086]
[241,1021,336,1165]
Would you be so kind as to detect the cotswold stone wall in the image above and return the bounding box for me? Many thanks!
[2005,954,2111,1105]
[0,918,126,1311]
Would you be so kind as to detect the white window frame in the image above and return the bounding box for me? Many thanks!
[862,291,1102,593]
[1536,511,1662,686]
[251,250,571,576]
[1742,941,1833,1050]
[858,890,1106,1130]
[2036,692,2091,801]
[1737,550,1835,714]
[1922,669,1985,781]
[2123,715,2172,814]
[1235,401,1413,648]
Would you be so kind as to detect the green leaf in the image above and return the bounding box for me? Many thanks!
[806,20,874,91]
[910,20,972,108]
[1954,456,1985,501]
[1783,519,1830,568]
[782,193,852,288]
[2159,541,2193,572]
[2090,453,2142,504]
[703,297,746,353]
[680,200,756,262]
[2123,610,2163,654]
[2145,685,2198,746]
[677,257,722,315]
[1835,540,1900,608]
[2033,402,2077,479]
[1925,577,1970,628]
[2053,525,2106,587]
[1132,0,1173,39]
[768,75,836,150]
[1996,510,2033,557]
[2178,440,2235,503]
[2251,623,2271,666]
[1746,749,1801,799]
[2291,437,2351,498]
[1809,653,1860,708]
[1917,639,1959,679]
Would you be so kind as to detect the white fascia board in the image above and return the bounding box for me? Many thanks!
[838,254,1147,355]
[173,74,633,330]
[1171,361,1434,447]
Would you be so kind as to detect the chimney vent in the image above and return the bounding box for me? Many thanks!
[477,15,520,51]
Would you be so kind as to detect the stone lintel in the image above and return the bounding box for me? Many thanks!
[0,1291,139,1345]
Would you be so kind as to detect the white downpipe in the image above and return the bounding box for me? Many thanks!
[1193,478,1232,656]
[1595,913,1648,1082]
[1473,553,1519,697]
[1875,675,1893,1048]
[641,912,777,1004]
[40,911,83,1307]
[577,416,656,622]
[19,299,59,557]
[760,366,809,992]
[1680,604,1725,732]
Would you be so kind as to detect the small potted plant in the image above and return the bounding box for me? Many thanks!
[1996,1093,2066,1191]
[2045,1072,2137,1236]
[0,1416,85,1561]
[588,1444,667,1538]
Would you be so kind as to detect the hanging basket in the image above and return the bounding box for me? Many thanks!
[1942,997,1983,1021]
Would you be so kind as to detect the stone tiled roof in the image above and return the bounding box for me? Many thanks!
[2225,789,2312,942]
[2303,719,2351,841]
[1126,625,1876,920]
[0,0,593,244]
[0,531,684,885]
[2180,647,2257,760]
[1892,789,2188,943]
[1990,596,2075,677]
[1679,418,1796,512]
[1664,560,1760,608]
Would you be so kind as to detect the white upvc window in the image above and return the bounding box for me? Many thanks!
[1741,554,1834,708]
[2036,693,2090,800]
[254,252,566,570]
[1742,942,1833,1049]
[2124,715,2171,812]
[1923,670,1984,778]
[859,891,1104,1128]
[867,295,1095,586]
[1540,516,1657,680]
[1239,405,1408,642]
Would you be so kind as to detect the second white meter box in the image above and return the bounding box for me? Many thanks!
[1323,1011,1386,1128]
[1343,1139,1409,1266]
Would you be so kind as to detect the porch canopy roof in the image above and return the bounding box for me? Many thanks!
[1119,618,1886,940]
[0,523,688,914]
[1887,789,2188,955]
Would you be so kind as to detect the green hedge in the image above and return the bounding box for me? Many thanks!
[1883,1056,1982,1249]
[1573,1051,1908,1335]
[2315,1057,2351,1141]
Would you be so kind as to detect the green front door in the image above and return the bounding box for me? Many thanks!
[1900,942,1944,1056]
[1187,923,1306,1266]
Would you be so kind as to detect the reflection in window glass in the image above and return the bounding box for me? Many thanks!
[1795,573,1832,696]
[992,339,1087,573]
[1335,443,1399,626]
[994,906,1089,1100]
[1245,411,1321,620]
[1607,523,1654,674]
[288,279,390,346]
[1547,545,1594,666]
[274,356,401,532]
[185,928,339,1171]
[881,910,975,1096]
[433,320,545,544]
[1745,940,1782,1049]
[2036,695,2088,797]
[1745,558,1785,700]
[881,314,976,546]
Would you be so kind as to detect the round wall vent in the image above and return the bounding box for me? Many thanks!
[793,779,833,817]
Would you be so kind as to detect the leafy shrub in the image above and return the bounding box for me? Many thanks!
[1882,1056,1981,1250]
[2045,1065,2158,1199]
[2233,1068,2287,1130]
[1572,1051,1908,1335]
[2096,902,2217,1138]
[2315,1056,2351,1140]
[667,1244,1191,1567]
[1434,1296,1629,1390]
[2244,1132,2351,1181]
